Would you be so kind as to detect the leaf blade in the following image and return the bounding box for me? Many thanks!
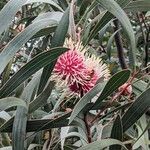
[110,115,123,150]
[0,0,28,35]
[38,7,69,94]
[77,139,127,150]
[0,97,27,111]
[122,87,150,132]
[93,70,131,108]
[0,47,68,98]
[0,13,61,74]
[96,0,136,69]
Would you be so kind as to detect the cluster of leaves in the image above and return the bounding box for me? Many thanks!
[0,0,150,150]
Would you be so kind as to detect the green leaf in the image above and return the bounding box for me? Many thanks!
[0,0,63,36]
[38,8,69,94]
[1,113,71,132]
[122,87,150,132]
[93,70,131,108]
[145,11,150,17]
[60,127,70,150]
[29,81,55,113]
[0,111,11,121]
[62,132,88,144]
[27,113,70,132]
[0,147,12,150]
[133,115,149,149]
[77,1,97,27]
[0,117,14,132]
[69,0,76,40]
[98,19,112,44]
[79,0,92,16]
[87,0,131,44]
[0,15,60,74]
[0,97,27,111]
[98,102,132,120]
[0,0,28,35]
[20,70,42,102]
[33,12,63,23]
[30,11,63,39]
[31,26,57,39]
[50,8,69,48]
[134,120,150,146]
[0,47,68,98]
[1,59,13,86]
[107,28,121,60]
[124,1,150,12]
[133,79,147,96]
[25,0,64,12]
[69,81,106,124]
[57,0,68,10]
[77,139,127,150]
[96,0,136,69]
[12,71,41,150]
[110,115,123,150]
[28,144,42,150]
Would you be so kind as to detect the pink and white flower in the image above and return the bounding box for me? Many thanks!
[52,38,110,97]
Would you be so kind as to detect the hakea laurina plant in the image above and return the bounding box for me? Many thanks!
[52,32,110,97]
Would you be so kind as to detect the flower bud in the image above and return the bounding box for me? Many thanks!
[118,83,132,96]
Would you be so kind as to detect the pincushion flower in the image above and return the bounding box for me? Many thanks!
[52,38,110,97]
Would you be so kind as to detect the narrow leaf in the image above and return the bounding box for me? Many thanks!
[0,147,12,150]
[51,8,69,48]
[57,0,68,10]
[1,113,71,132]
[38,8,69,94]
[0,18,57,73]
[110,115,123,150]
[107,28,121,60]
[69,81,106,124]
[125,1,150,12]
[96,0,136,69]
[93,70,131,108]
[0,97,27,111]
[25,0,63,12]
[29,81,55,113]
[12,71,41,150]
[87,0,131,43]
[0,47,68,98]
[0,0,27,35]
[77,139,127,150]
[99,20,112,44]
[122,87,150,132]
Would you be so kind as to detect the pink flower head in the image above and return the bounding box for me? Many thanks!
[54,50,85,82]
[53,38,110,97]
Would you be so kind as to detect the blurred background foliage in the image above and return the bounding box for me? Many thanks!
[0,0,150,150]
